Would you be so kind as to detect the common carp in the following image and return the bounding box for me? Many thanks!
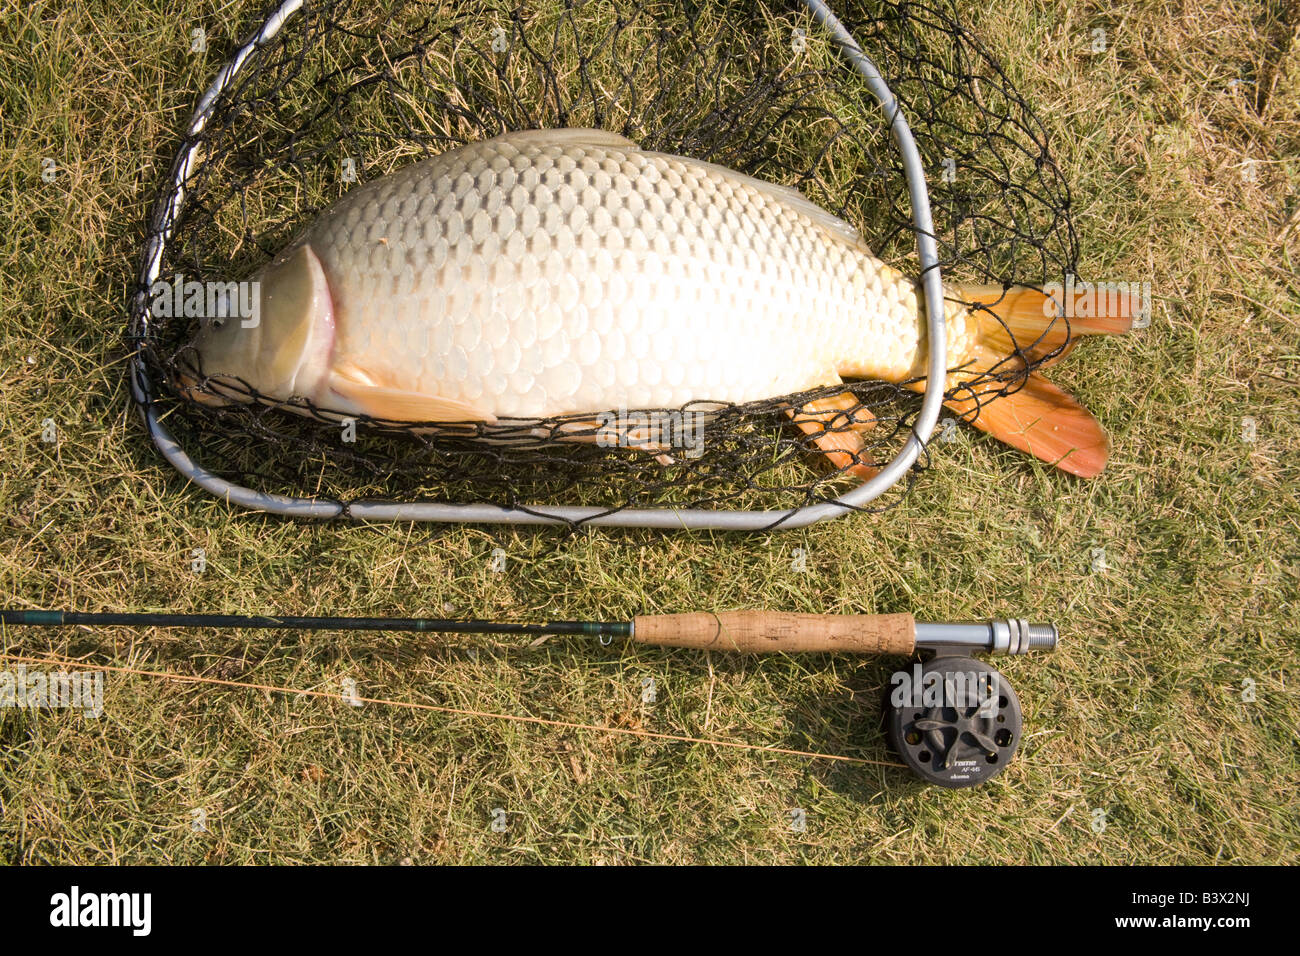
[185,128,1132,477]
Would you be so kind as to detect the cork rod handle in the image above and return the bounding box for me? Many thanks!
[631,611,916,656]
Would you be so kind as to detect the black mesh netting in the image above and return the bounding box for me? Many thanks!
[129,0,1078,526]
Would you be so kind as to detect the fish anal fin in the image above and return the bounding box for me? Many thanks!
[786,388,880,481]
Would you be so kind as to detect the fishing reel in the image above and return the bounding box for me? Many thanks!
[883,619,1054,787]
[884,655,1023,788]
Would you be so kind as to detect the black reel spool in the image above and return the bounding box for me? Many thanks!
[886,655,1023,788]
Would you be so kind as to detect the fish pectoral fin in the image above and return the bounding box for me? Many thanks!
[326,372,496,425]
[785,389,880,481]
[331,359,380,388]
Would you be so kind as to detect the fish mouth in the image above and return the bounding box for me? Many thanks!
[173,357,248,408]
[175,371,231,407]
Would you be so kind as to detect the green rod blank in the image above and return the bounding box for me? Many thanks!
[0,610,631,639]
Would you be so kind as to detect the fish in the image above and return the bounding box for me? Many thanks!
[184,128,1134,478]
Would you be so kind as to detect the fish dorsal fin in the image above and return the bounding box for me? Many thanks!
[757,179,863,247]
[638,148,865,249]
[327,363,496,424]
[483,129,863,248]
[485,128,640,152]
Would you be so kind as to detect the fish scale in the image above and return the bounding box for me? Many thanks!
[281,128,968,417]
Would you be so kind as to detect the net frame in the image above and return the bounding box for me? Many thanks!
[127,0,954,530]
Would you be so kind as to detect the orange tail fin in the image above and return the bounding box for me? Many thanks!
[939,283,1137,478]
[953,283,1136,363]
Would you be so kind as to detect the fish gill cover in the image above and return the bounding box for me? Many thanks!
[128,0,1077,527]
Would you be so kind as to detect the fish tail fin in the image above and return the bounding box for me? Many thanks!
[937,283,1136,479]
[786,390,880,481]
[951,282,1136,366]
[942,351,1108,478]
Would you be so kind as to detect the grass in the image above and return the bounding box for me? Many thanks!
[0,0,1297,864]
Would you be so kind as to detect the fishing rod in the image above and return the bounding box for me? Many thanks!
[0,609,1056,655]
[0,607,1058,787]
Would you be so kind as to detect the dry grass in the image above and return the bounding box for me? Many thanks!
[0,0,1297,863]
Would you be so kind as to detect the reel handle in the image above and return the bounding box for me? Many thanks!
[631,611,917,655]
